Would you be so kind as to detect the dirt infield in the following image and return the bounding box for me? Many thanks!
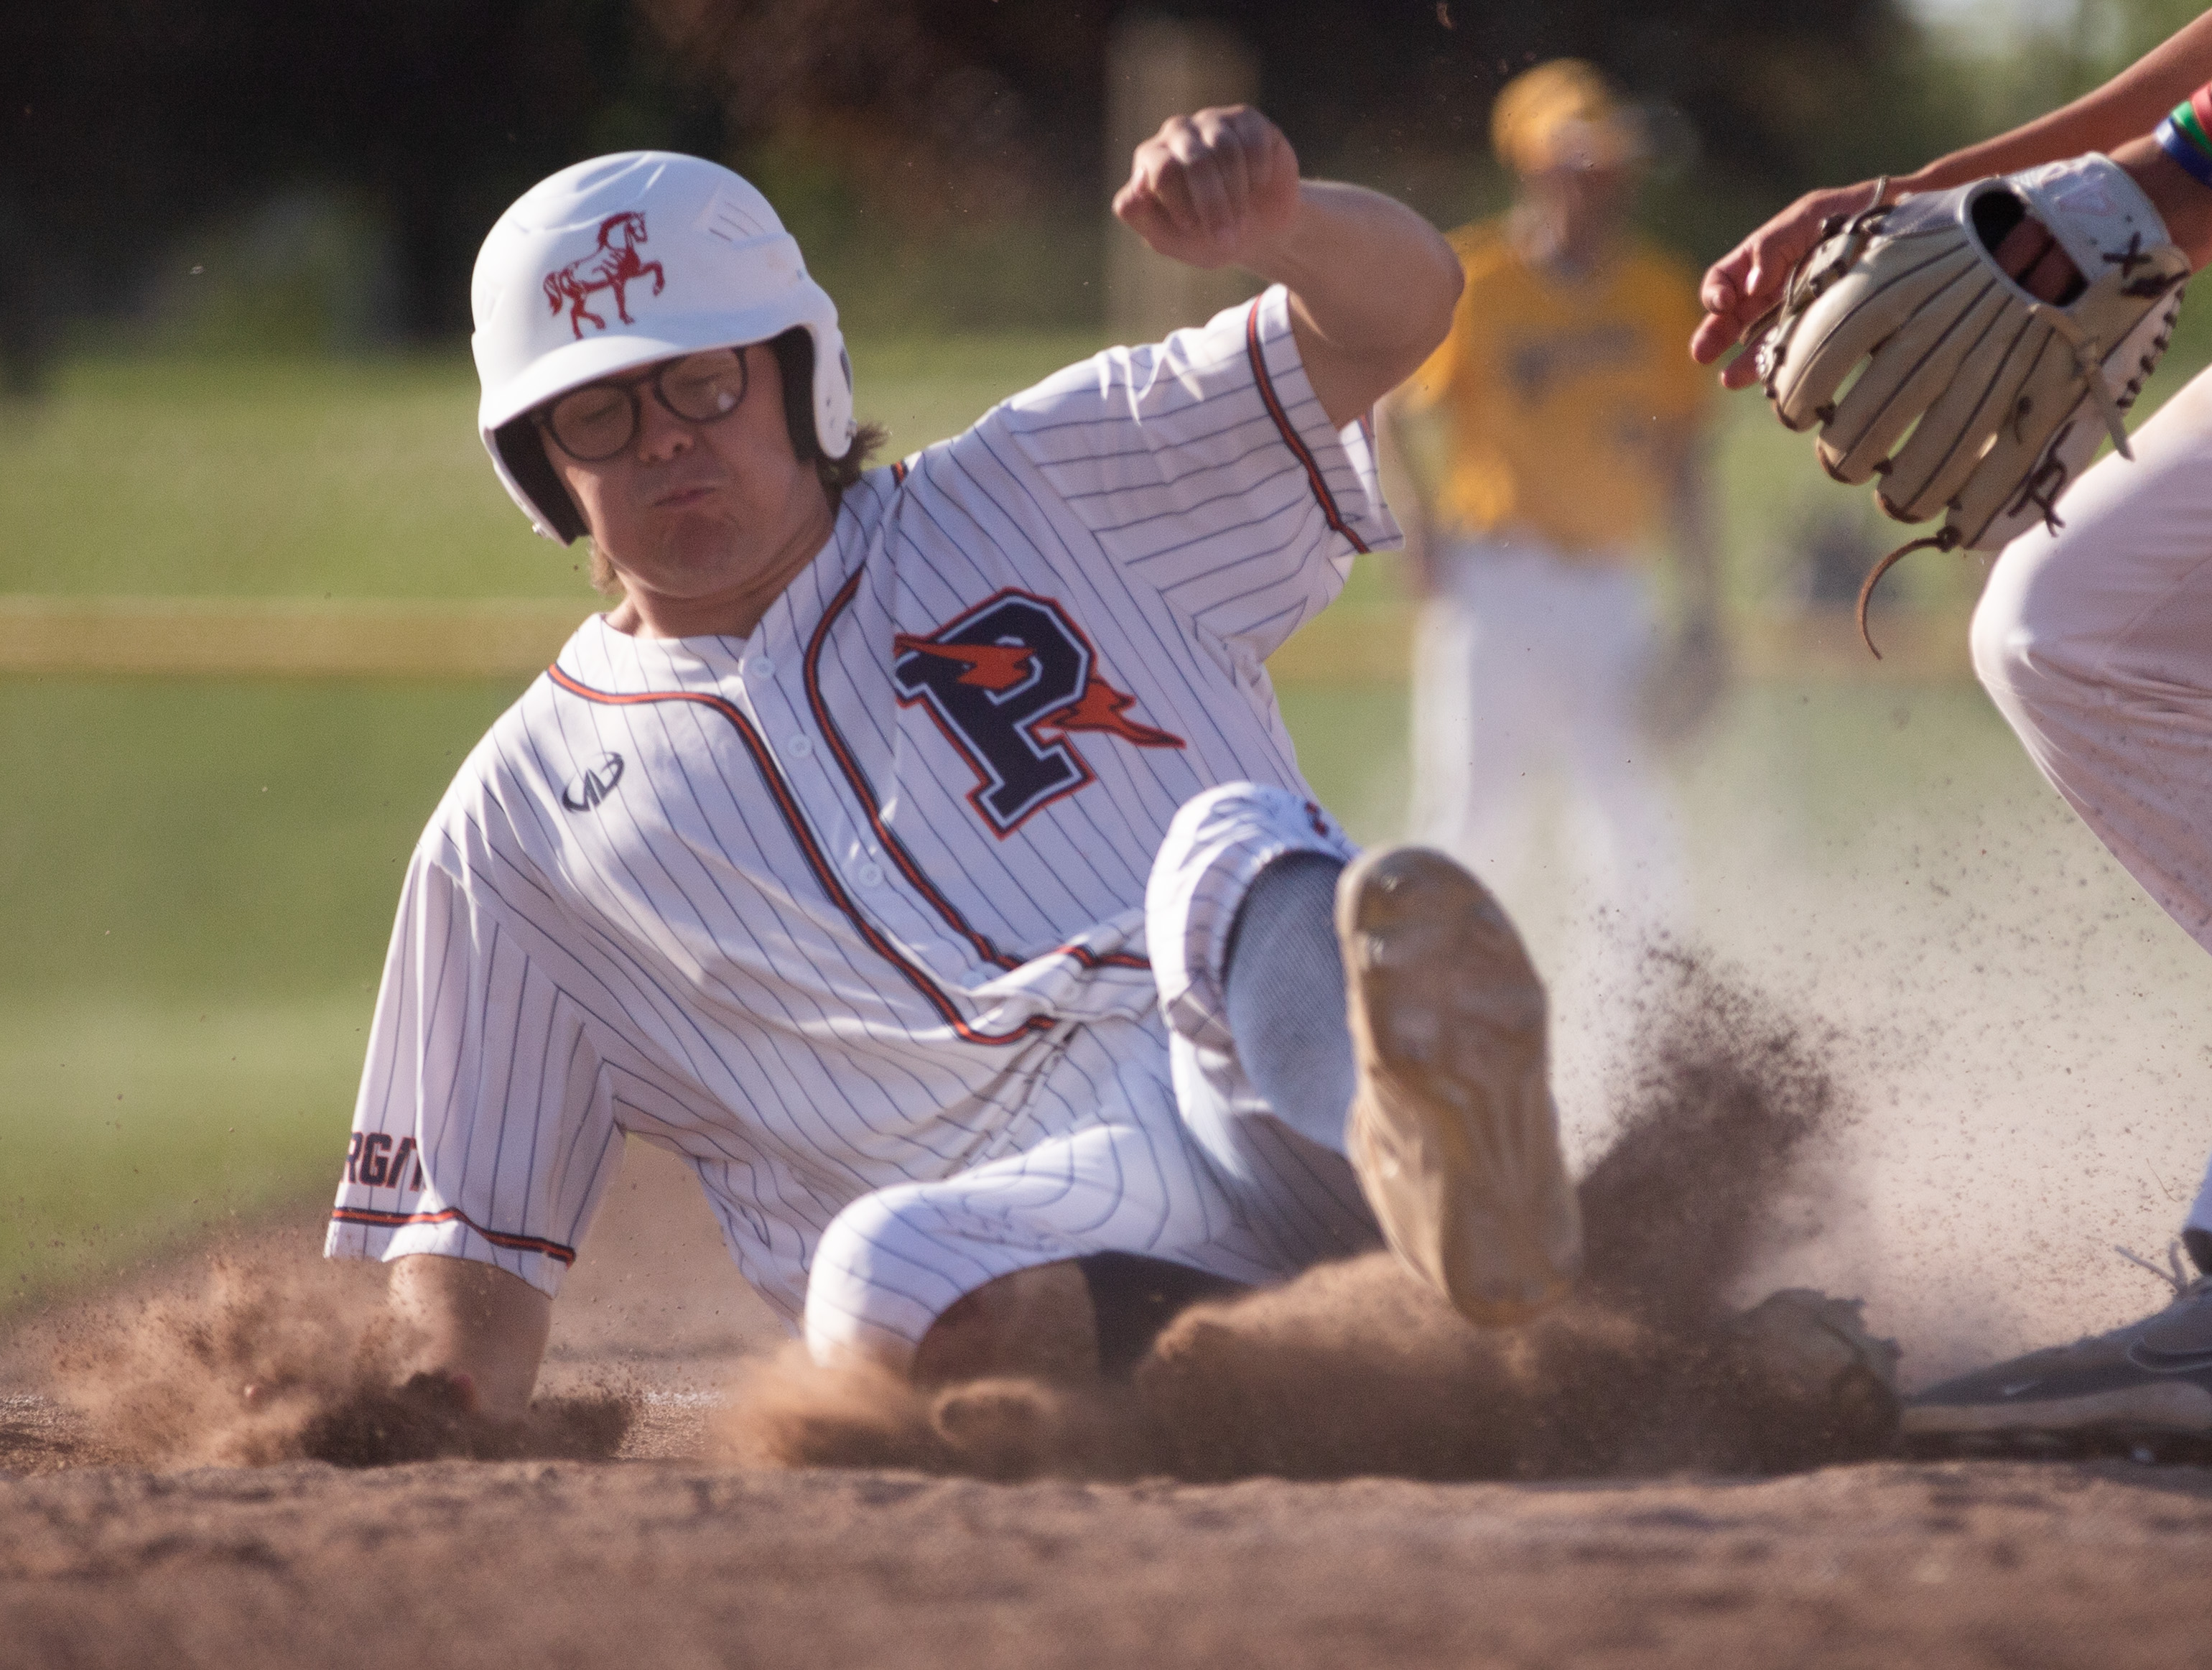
[7,1113,2212,1666]
[10,1452,2212,1670]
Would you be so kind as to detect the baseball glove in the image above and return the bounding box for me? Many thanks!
[1757,154,2188,655]
[1719,1289,1902,1469]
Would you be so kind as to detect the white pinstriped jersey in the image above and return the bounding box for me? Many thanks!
[326,284,1398,1328]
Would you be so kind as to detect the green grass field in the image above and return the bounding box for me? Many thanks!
[4,331,2204,1314]
[0,679,514,1304]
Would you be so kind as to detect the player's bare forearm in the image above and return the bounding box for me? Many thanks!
[386,1252,552,1419]
[1899,15,2212,191]
[1692,11,2212,387]
[1244,182,1462,429]
[1112,106,1461,429]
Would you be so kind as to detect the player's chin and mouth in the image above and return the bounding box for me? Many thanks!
[652,482,723,515]
[643,483,744,547]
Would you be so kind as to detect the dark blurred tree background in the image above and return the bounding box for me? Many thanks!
[1,0,726,380]
[1,0,2107,379]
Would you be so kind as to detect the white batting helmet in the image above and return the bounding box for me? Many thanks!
[470,150,856,543]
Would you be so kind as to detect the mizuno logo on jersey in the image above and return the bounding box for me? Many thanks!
[561,752,626,812]
[892,589,1184,835]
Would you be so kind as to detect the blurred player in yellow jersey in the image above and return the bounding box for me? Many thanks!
[1380,60,1719,965]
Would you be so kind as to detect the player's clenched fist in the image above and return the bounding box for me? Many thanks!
[1114,105,1300,270]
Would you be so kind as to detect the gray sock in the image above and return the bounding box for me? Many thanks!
[1222,851,1355,1154]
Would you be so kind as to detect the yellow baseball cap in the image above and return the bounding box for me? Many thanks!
[1490,60,1644,176]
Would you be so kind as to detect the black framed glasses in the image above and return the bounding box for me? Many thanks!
[536,347,751,462]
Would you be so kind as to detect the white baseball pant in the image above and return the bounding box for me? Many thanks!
[1972,365,2212,1236]
[801,782,1380,1367]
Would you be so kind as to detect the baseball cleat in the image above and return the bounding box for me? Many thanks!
[1903,1259,2212,1455]
[1337,845,1582,1327]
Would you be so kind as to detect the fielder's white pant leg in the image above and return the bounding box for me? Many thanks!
[1409,538,1548,893]
[1970,366,2212,1237]
[1146,780,1382,1251]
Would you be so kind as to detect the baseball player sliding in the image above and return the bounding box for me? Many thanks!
[1695,17,2212,1449]
[325,106,1582,1414]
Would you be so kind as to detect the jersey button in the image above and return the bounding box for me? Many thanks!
[857,863,884,888]
[785,735,813,759]
[748,654,776,677]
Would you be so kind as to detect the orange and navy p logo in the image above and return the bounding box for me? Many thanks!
[893,590,1182,835]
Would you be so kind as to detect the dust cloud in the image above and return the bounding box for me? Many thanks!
[717,950,1901,1483]
[1657,716,2212,1386]
[47,1253,629,1467]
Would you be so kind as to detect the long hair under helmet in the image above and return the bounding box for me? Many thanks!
[471,151,856,544]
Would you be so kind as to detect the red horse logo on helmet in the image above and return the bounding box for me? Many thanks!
[542,210,667,339]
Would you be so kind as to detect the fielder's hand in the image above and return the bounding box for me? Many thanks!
[1691,180,1897,389]
[1113,105,1301,271]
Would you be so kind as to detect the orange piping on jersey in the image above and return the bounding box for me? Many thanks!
[802,571,1151,975]
[546,663,1054,1047]
[1245,300,1370,555]
[328,1204,577,1266]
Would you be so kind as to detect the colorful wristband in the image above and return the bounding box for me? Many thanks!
[2157,116,2212,190]
[2170,98,2212,159]
[2192,82,2212,142]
